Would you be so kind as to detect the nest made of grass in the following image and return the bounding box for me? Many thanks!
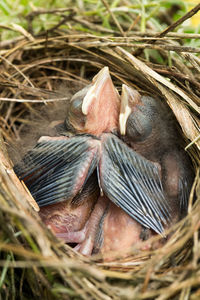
[0,5,200,300]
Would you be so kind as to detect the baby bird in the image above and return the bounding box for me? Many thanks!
[119,84,194,229]
[14,67,121,255]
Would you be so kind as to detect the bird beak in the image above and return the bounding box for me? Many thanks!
[119,84,141,135]
[82,67,120,135]
[82,67,116,115]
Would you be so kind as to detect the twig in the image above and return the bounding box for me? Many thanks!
[10,23,35,42]
[0,97,70,103]
[132,3,200,56]
[26,7,75,18]
[0,55,34,87]
[157,3,200,38]
[68,41,200,53]
[153,68,200,90]
[101,0,126,37]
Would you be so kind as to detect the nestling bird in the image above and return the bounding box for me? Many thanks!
[14,67,121,255]
[119,84,194,232]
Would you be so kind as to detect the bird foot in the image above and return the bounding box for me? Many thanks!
[54,196,109,256]
[74,196,109,256]
[55,227,87,244]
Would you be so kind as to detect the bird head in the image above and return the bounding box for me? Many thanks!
[66,67,120,136]
[119,84,163,142]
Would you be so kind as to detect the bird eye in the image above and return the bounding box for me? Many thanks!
[65,87,90,132]
[70,97,83,115]
[126,112,152,142]
[66,97,86,131]
[68,85,90,117]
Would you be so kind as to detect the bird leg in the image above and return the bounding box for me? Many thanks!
[74,195,109,256]
[41,195,109,256]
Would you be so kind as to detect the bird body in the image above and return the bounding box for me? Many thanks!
[119,84,194,226]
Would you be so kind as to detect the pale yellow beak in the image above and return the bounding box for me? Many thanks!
[119,84,141,135]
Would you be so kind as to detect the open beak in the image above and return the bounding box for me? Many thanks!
[81,67,120,135]
[119,84,141,135]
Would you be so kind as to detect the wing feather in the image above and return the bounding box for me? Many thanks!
[100,134,171,235]
[14,135,99,206]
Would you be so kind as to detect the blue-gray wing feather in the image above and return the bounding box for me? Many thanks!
[100,134,171,235]
[14,135,99,207]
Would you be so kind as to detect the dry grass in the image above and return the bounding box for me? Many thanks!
[0,3,200,300]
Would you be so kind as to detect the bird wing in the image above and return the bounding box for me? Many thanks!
[14,135,100,207]
[100,134,171,235]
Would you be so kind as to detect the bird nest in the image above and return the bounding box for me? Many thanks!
[0,6,200,300]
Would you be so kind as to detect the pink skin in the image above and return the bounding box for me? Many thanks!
[100,202,142,253]
[98,203,166,260]
[40,195,110,256]
[39,196,96,243]
[74,196,109,255]
[83,75,120,136]
[72,67,120,136]
[41,195,163,257]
